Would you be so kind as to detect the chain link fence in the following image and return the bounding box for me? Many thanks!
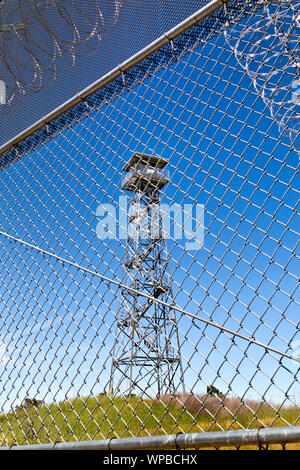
[0,0,299,449]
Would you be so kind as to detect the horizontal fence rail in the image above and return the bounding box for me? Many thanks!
[0,0,230,157]
[0,0,299,450]
[5,426,300,451]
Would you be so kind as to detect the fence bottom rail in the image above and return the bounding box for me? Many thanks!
[2,426,300,450]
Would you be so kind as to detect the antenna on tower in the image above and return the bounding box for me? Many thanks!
[109,152,185,398]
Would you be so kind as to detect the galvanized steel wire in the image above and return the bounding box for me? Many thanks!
[0,0,299,449]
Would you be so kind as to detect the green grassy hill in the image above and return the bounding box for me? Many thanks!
[0,394,299,449]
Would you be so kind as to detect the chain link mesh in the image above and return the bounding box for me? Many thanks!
[0,0,299,449]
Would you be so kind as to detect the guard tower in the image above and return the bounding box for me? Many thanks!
[109,152,185,397]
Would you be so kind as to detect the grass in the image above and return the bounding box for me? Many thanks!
[0,393,299,449]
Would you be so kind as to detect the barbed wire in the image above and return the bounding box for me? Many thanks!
[224,0,300,150]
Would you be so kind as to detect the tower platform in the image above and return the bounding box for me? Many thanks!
[122,152,170,191]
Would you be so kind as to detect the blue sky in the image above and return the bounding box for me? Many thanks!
[0,7,299,413]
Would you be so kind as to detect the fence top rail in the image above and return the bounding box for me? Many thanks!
[3,426,300,450]
[0,0,230,157]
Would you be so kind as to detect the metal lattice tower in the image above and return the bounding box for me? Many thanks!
[109,153,185,397]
